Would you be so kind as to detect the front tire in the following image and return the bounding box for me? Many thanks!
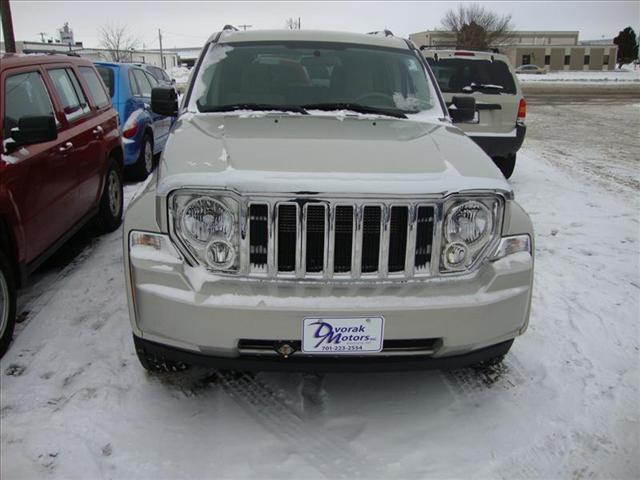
[0,252,17,358]
[97,159,123,233]
[132,134,154,180]
[493,153,516,179]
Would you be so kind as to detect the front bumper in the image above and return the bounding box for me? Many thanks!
[126,240,533,369]
[468,123,527,158]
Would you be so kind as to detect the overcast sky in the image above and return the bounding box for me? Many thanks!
[3,1,639,49]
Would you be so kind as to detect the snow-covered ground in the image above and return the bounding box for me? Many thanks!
[518,66,640,83]
[1,103,639,479]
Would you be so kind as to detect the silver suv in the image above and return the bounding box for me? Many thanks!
[124,29,534,372]
[423,49,526,178]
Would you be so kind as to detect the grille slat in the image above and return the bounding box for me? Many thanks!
[277,204,297,272]
[388,206,408,273]
[415,206,435,272]
[361,206,381,273]
[249,204,269,271]
[248,200,434,280]
[305,204,326,273]
[334,206,353,273]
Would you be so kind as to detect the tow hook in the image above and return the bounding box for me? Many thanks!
[275,343,296,358]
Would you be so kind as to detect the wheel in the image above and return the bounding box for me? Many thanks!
[493,153,516,179]
[132,134,154,180]
[0,251,17,358]
[134,337,189,373]
[97,159,123,233]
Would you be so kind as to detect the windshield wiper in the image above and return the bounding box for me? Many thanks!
[462,83,504,93]
[301,103,408,119]
[197,103,308,114]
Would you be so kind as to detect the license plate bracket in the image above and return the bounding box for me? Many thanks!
[301,316,384,354]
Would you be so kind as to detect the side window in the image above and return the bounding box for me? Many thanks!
[79,67,110,108]
[145,71,159,87]
[3,71,56,140]
[132,69,152,97]
[48,68,90,121]
[129,70,140,96]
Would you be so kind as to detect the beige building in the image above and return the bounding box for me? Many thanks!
[408,30,617,71]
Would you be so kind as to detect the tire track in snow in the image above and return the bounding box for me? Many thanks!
[440,356,530,399]
[215,371,378,478]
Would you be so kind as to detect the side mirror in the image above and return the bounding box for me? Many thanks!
[171,78,176,85]
[11,115,57,146]
[449,96,476,123]
[151,87,178,116]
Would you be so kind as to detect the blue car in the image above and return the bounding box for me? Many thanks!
[94,62,174,179]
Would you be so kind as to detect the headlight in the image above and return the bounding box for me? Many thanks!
[181,197,234,244]
[172,192,239,271]
[445,201,492,246]
[441,197,502,272]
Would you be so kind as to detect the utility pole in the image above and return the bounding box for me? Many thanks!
[238,24,252,31]
[158,28,164,69]
[1,0,17,53]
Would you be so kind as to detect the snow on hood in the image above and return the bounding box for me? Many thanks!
[157,113,511,197]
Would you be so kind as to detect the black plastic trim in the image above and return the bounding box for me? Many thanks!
[134,335,514,373]
[469,123,527,158]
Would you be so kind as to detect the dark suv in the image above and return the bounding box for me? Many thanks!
[0,53,124,357]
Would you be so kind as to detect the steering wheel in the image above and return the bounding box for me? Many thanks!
[353,92,395,106]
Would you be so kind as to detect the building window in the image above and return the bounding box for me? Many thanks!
[584,55,590,65]
[544,55,550,66]
[564,55,570,65]
[604,55,609,65]
[522,54,531,65]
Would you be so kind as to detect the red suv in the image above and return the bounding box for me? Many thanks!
[0,53,124,357]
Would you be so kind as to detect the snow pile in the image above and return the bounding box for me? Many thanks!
[167,66,191,86]
[518,67,640,83]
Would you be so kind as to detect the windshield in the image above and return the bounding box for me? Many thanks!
[426,58,516,95]
[189,41,437,115]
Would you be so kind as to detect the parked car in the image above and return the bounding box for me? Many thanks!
[422,49,527,178]
[515,64,547,75]
[1,53,124,357]
[124,29,534,373]
[94,61,174,179]
[140,64,175,86]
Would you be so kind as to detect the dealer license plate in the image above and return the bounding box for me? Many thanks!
[302,316,384,354]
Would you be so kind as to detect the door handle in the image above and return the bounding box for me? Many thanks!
[58,142,73,153]
[92,126,104,136]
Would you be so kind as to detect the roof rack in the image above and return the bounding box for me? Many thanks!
[22,49,81,57]
[367,29,394,37]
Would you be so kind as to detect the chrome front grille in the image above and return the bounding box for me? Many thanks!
[243,199,437,280]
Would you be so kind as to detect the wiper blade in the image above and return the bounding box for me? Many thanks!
[301,103,408,119]
[198,103,308,114]
[463,83,504,92]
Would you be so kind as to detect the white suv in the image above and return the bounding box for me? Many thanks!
[423,49,527,178]
[124,29,534,372]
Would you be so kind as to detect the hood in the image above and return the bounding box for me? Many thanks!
[157,113,511,196]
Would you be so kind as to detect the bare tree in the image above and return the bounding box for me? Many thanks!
[441,4,513,50]
[99,23,140,62]
[285,17,301,30]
